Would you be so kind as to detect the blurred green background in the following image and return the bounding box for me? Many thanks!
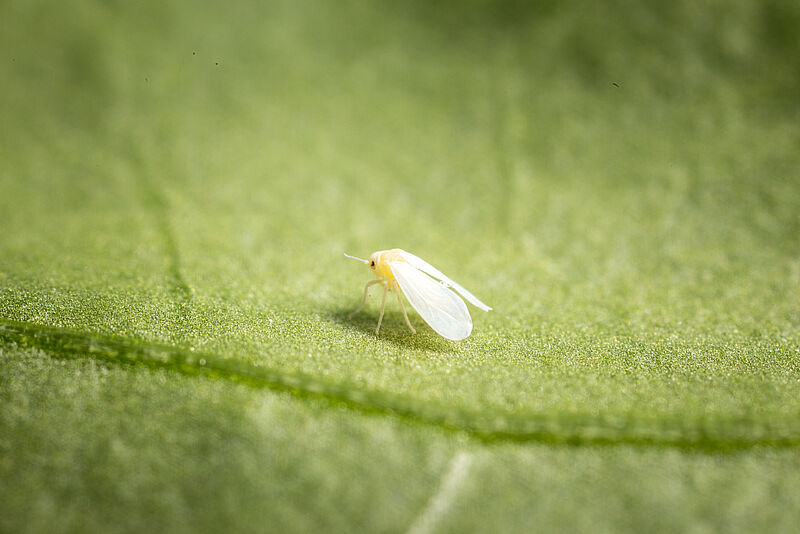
[1,0,799,532]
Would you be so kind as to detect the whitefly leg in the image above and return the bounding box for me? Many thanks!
[394,284,416,334]
[350,279,381,319]
[375,285,388,335]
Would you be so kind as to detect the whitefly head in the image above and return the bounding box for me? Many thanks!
[344,252,379,272]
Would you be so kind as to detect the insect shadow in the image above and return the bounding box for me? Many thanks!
[327,306,455,352]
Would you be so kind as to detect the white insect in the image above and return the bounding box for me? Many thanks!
[345,249,491,341]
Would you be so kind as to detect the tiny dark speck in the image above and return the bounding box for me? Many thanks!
[612,82,620,88]
[215,62,219,66]
[145,77,149,82]
[192,51,196,55]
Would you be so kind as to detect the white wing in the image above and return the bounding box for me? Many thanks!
[390,261,473,341]
[397,250,492,311]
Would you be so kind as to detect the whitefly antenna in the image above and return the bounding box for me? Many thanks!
[344,253,368,264]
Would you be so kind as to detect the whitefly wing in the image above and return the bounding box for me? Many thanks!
[390,260,472,341]
[397,249,492,311]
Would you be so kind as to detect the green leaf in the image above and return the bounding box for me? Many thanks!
[2,0,799,532]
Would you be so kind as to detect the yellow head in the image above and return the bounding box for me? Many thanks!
[370,249,407,281]
[346,249,407,282]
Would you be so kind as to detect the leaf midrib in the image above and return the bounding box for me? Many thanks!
[2,318,798,451]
